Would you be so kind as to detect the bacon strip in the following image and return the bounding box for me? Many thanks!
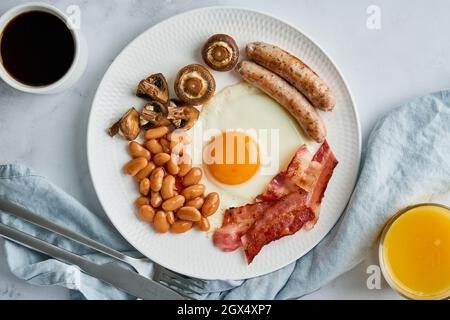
[302,141,338,229]
[213,202,271,252]
[256,144,312,202]
[214,145,313,252]
[213,141,338,263]
[241,193,315,263]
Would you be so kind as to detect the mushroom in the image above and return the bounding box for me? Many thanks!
[108,107,140,140]
[167,103,200,130]
[139,101,170,129]
[136,73,169,104]
[202,34,239,71]
[174,64,215,105]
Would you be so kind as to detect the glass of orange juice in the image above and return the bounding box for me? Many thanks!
[379,203,450,300]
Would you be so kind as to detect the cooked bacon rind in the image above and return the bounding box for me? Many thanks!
[304,141,338,229]
[256,144,312,202]
[213,224,244,252]
[255,172,295,202]
[286,144,314,190]
[242,193,315,263]
[222,202,271,226]
[213,202,271,252]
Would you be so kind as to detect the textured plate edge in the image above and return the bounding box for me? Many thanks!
[86,6,362,280]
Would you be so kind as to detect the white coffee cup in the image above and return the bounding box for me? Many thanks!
[0,2,88,94]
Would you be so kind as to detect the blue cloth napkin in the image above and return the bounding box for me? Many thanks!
[1,90,450,300]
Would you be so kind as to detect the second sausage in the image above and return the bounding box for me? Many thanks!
[246,42,336,112]
[235,60,326,143]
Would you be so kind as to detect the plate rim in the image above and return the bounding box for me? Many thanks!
[87,6,362,280]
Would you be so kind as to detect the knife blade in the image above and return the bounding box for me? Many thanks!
[0,223,187,300]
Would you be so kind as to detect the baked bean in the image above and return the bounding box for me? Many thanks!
[202,192,220,217]
[166,211,175,224]
[181,184,205,200]
[139,178,150,196]
[159,138,171,153]
[135,196,150,208]
[134,162,156,182]
[153,153,171,166]
[178,154,192,177]
[150,167,164,192]
[196,217,210,231]
[166,156,179,175]
[124,157,148,176]
[150,191,163,208]
[144,126,168,140]
[176,206,201,222]
[153,211,170,233]
[170,220,193,234]
[139,205,155,222]
[182,167,202,186]
[124,115,215,236]
[185,197,204,210]
[162,195,185,211]
[128,141,151,160]
[161,175,175,200]
[144,139,163,154]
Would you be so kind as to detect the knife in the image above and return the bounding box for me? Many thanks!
[0,198,145,270]
[0,223,187,300]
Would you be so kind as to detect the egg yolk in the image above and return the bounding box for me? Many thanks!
[205,131,260,185]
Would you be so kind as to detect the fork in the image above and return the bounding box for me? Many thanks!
[0,198,207,296]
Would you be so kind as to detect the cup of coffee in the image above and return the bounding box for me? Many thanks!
[0,2,88,94]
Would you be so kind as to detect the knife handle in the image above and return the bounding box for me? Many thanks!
[0,198,136,266]
[0,222,94,271]
[0,223,187,300]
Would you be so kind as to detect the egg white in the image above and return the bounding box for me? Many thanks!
[187,82,314,227]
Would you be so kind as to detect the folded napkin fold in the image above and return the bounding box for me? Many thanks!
[1,90,450,300]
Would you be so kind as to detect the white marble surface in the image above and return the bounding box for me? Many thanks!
[1,0,450,300]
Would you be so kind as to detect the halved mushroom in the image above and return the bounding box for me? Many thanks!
[174,64,215,105]
[202,34,239,71]
[139,101,170,129]
[167,104,200,130]
[108,107,140,140]
[136,73,169,104]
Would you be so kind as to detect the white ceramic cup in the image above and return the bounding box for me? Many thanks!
[0,2,88,94]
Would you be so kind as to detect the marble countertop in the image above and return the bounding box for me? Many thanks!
[1,0,450,300]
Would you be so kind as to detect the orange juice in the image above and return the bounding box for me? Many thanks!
[380,204,450,299]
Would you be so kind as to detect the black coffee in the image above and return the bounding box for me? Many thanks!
[0,10,75,86]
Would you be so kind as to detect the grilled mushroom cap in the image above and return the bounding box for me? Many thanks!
[202,34,239,71]
[168,104,200,130]
[108,107,140,140]
[174,64,215,105]
[139,101,171,129]
[136,73,169,104]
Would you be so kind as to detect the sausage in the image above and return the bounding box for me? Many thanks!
[235,60,326,142]
[246,42,336,112]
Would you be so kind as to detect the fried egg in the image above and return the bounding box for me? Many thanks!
[189,82,313,225]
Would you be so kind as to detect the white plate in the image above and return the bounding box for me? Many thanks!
[87,7,361,280]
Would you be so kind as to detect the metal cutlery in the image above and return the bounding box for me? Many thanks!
[0,199,207,299]
[0,222,186,299]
